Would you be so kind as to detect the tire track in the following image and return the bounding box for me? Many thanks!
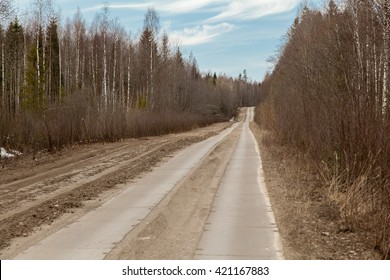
[0,123,231,253]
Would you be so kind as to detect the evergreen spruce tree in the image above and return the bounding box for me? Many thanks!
[212,72,218,86]
[22,26,45,113]
[45,17,61,103]
[4,17,24,116]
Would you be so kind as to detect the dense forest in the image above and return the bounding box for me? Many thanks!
[0,0,261,152]
[257,0,390,258]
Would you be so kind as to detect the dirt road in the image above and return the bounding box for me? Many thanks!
[194,108,282,260]
[1,108,282,259]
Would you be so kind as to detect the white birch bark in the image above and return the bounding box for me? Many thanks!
[1,40,4,106]
[75,33,79,89]
[383,1,389,113]
[103,33,107,107]
[127,44,131,111]
[112,38,117,106]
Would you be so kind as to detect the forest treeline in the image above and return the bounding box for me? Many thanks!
[256,0,390,258]
[0,0,261,151]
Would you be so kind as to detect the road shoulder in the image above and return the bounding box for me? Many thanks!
[250,122,379,260]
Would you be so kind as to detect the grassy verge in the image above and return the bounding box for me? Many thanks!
[250,122,380,260]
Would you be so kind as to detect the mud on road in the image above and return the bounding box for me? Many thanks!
[0,122,231,258]
[105,125,241,260]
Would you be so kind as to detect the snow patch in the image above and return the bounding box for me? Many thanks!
[10,149,23,156]
[1,147,22,158]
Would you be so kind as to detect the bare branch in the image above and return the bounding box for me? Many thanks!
[0,0,13,19]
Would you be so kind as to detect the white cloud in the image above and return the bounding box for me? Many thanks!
[170,23,235,46]
[159,0,226,14]
[82,2,152,13]
[207,0,301,22]
[81,0,300,21]
[82,0,225,14]
[162,20,172,30]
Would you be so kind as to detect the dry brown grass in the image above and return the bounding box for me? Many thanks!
[251,122,381,260]
[320,155,390,259]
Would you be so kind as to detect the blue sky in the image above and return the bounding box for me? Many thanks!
[13,0,304,82]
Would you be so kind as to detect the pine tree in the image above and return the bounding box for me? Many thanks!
[4,17,24,116]
[140,8,160,110]
[173,47,185,109]
[139,27,155,109]
[212,72,218,86]
[22,26,45,113]
[45,17,61,103]
[328,0,338,17]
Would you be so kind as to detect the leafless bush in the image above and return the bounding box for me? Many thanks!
[2,91,223,154]
[257,1,390,258]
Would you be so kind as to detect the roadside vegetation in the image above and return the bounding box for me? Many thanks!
[256,0,390,259]
[0,0,260,154]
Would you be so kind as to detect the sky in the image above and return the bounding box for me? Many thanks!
[12,0,305,82]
